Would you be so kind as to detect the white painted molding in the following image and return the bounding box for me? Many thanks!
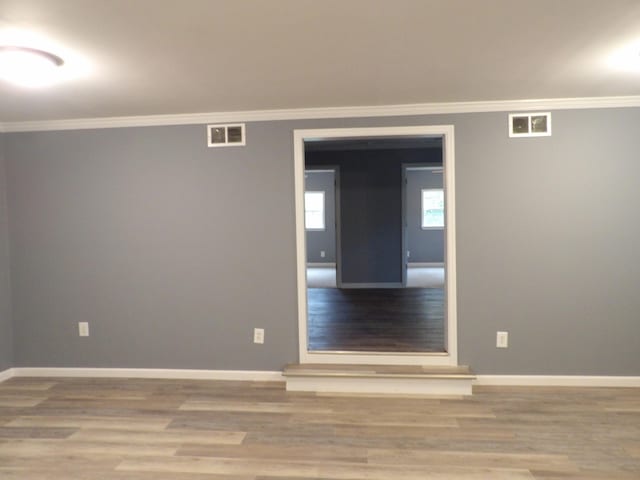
[3,95,640,132]
[0,368,14,383]
[11,368,284,382]
[475,375,640,388]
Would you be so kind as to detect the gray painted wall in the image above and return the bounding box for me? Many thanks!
[305,170,335,263]
[0,134,12,372]
[406,168,444,263]
[4,107,640,375]
[4,125,299,370]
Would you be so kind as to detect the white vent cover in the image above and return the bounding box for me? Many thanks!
[207,123,246,147]
[509,112,551,137]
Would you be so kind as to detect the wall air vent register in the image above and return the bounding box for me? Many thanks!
[509,112,551,137]
[207,123,246,147]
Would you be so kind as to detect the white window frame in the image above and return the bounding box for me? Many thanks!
[421,188,445,230]
[304,191,325,231]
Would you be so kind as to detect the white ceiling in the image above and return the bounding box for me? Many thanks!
[2,0,640,123]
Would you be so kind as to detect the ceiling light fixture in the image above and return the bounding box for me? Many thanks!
[0,45,65,87]
[606,39,640,73]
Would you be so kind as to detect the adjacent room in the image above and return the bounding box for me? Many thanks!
[0,1,639,479]
[303,138,447,353]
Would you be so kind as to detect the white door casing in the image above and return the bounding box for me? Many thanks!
[294,125,458,366]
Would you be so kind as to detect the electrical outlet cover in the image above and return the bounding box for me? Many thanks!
[496,331,508,348]
[253,328,264,344]
[78,322,89,337]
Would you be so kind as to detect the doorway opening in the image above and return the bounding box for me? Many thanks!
[294,126,457,366]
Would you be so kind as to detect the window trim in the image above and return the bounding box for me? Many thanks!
[421,188,444,230]
[304,190,326,231]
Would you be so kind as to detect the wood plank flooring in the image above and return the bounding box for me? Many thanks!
[0,377,638,479]
[307,287,445,352]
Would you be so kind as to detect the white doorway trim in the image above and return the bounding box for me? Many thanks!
[294,125,458,366]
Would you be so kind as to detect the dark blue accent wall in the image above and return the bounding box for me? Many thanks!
[339,157,402,284]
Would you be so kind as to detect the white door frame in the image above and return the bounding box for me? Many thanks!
[294,125,458,366]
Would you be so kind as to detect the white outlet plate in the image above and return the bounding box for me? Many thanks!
[320,251,325,258]
[78,322,89,337]
[496,331,508,348]
[253,328,264,344]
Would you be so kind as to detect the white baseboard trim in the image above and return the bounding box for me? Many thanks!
[408,262,445,268]
[5,369,638,388]
[475,375,640,388]
[306,262,336,268]
[11,368,284,382]
[0,368,14,383]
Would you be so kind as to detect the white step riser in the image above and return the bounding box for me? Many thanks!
[286,376,473,396]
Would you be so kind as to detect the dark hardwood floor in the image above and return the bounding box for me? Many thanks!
[307,287,445,352]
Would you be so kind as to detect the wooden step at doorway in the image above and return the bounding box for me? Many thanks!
[283,364,475,396]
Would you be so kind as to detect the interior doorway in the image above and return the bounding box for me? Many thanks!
[294,126,458,366]
[304,149,445,352]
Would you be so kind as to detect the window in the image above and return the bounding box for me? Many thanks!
[304,191,325,230]
[422,189,444,229]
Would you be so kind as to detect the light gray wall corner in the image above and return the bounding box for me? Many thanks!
[304,170,336,263]
[0,133,13,372]
[3,108,640,375]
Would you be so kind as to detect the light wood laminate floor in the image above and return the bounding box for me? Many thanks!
[0,377,638,479]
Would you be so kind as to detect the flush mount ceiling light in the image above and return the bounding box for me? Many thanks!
[0,45,65,87]
[606,39,640,73]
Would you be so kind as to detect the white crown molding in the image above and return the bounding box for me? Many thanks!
[2,95,640,133]
[0,368,14,383]
[475,375,640,388]
[11,367,284,382]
